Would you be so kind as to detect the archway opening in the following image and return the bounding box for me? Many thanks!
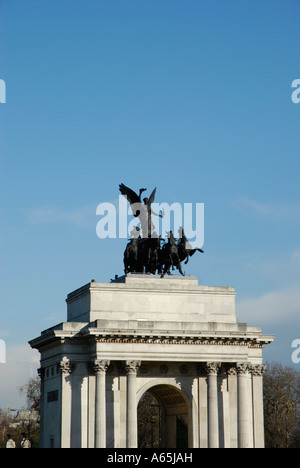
[137,384,190,448]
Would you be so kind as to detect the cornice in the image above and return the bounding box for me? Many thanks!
[68,330,274,349]
[30,326,275,351]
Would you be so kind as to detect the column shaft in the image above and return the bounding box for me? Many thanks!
[125,361,141,448]
[237,363,254,448]
[59,358,74,448]
[252,365,266,448]
[207,362,220,448]
[94,360,109,448]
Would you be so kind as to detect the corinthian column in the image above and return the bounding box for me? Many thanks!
[93,360,110,448]
[251,364,266,448]
[125,360,141,448]
[206,362,220,448]
[59,357,75,448]
[237,363,254,448]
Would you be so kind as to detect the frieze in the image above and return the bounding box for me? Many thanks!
[160,364,168,374]
[139,364,149,374]
[179,364,188,374]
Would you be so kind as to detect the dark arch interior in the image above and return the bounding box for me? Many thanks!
[138,385,189,448]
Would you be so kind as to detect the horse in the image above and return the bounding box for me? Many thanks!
[123,237,140,273]
[158,231,184,276]
[123,235,163,274]
[177,227,204,265]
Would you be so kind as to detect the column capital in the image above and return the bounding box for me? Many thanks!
[236,362,251,375]
[206,362,221,376]
[250,364,266,376]
[58,357,75,375]
[125,360,141,375]
[225,363,237,376]
[91,359,110,374]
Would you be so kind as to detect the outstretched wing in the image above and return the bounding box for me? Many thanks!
[119,183,141,217]
[119,183,140,204]
[148,187,157,204]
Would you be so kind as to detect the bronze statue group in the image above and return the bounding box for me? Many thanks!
[119,184,203,277]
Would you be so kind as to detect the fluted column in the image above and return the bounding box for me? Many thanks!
[59,357,75,448]
[251,364,266,448]
[206,362,220,448]
[237,363,254,448]
[93,359,110,448]
[125,360,141,448]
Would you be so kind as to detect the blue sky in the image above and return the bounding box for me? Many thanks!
[0,0,300,408]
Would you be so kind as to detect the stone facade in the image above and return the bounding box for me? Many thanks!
[29,274,274,448]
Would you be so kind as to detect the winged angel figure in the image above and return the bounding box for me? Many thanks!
[119,183,163,238]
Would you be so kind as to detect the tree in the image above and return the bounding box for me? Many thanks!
[19,377,41,414]
[263,362,300,448]
[0,409,13,448]
[18,377,41,447]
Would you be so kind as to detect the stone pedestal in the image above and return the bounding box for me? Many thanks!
[29,274,274,448]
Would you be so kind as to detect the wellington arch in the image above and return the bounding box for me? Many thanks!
[29,274,274,448]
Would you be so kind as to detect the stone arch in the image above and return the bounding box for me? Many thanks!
[137,380,192,448]
[137,378,192,405]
